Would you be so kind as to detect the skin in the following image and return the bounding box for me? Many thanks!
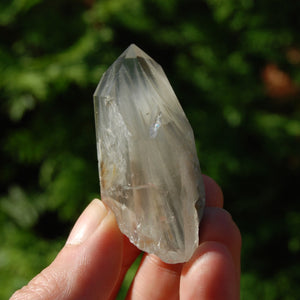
[10,175,241,300]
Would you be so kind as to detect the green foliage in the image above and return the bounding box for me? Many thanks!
[1,0,299,298]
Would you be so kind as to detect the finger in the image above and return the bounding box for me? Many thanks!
[126,175,224,299]
[199,207,241,277]
[180,241,240,300]
[11,200,123,300]
[202,175,224,208]
[180,207,241,299]
[108,236,141,300]
[126,254,182,300]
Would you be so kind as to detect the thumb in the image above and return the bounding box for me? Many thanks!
[11,199,123,300]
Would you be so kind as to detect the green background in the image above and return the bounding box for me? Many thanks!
[1,0,299,299]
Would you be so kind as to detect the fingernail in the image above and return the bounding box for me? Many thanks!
[66,199,108,245]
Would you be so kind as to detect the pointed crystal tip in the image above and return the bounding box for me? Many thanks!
[124,44,151,60]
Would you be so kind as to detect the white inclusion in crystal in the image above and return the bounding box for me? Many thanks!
[103,96,113,106]
[149,112,162,138]
[124,184,152,190]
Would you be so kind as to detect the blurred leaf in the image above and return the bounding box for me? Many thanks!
[0,186,38,228]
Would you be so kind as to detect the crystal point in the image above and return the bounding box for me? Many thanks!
[124,43,148,59]
[94,44,205,263]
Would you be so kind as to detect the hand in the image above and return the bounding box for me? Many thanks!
[11,175,241,300]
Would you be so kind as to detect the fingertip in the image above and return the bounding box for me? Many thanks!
[199,207,242,279]
[126,253,183,299]
[66,198,108,245]
[202,175,224,208]
[181,241,240,300]
[59,205,123,299]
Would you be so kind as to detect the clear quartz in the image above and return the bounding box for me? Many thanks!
[94,44,205,263]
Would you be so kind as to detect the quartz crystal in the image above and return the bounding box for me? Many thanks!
[94,44,205,263]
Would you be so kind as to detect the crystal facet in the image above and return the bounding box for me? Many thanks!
[94,44,205,263]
